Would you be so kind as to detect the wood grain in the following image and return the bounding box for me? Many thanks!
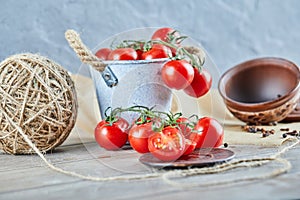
[1,137,300,199]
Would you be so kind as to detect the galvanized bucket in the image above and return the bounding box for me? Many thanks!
[65,29,173,123]
[89,58,172,122]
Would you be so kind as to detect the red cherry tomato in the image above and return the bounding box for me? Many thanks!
[141,44,172,60]
[151,27,179,43]
[136,42,146,60]
[151,27,181,56]
[183,68,212,98]
[128,120,154,153]
[176,117,192,138]
[114,117,130,132]
[148,126,185,161]
[189,117,224,148]
[94,118,129,150]
[107,48,138,60]
[136,49,144,60]
[182,139,197,155]
[95,48,112,60]
[161,60,194,90]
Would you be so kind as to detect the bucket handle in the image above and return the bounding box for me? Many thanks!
[65,29,118,87]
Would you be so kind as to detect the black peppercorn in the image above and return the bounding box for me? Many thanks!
[285,131,299,136]
[262,132,270,138]
[249,127,257,133]
[280,128,290,132]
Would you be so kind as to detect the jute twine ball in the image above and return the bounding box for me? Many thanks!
[0,53,78,154]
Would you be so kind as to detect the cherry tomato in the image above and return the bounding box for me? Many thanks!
[148,126,185,161]
[189,117,224,148]
[176,117,192,138]
[151,27,181,56]
[182,139,197,155]
[151,27,180,43]
[141,44,172,60]
[161,60,194,90]
[128,120,154,153]
[107,48,138,60]
[94,118,129,150]
[135,42,146,60]
[136,49,144,60]
[95,48,112,60]
[183,68,212,98]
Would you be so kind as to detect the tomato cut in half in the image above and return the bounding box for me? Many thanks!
[148,126,185,162]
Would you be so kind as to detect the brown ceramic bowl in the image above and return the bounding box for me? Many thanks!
[218,57,300,124]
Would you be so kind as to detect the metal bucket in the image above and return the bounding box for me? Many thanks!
[89,58,172,122]
[64,28,222,123]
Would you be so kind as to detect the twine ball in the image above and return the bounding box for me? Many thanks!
[0,53,78,154]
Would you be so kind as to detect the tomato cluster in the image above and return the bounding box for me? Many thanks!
[94,107,224,162]
[95,27,212,99]
[95,27,176,61]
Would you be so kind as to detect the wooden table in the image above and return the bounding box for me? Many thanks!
[1,129,300,200]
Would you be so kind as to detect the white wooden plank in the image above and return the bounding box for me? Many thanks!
[0,143,299,199]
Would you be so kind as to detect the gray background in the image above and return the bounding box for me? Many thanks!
[1,0,300,77]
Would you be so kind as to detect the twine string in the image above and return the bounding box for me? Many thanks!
[2,108,298,186]
[1,106,162,181]
[162,139,299,187]
[65,30,107,72]
[0,53,77,154]
[162,157,291,188]
[0,32,298,186]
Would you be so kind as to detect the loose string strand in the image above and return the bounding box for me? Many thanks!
[2,107,298,186]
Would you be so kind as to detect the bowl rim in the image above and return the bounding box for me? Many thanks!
[218,57,300,112]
